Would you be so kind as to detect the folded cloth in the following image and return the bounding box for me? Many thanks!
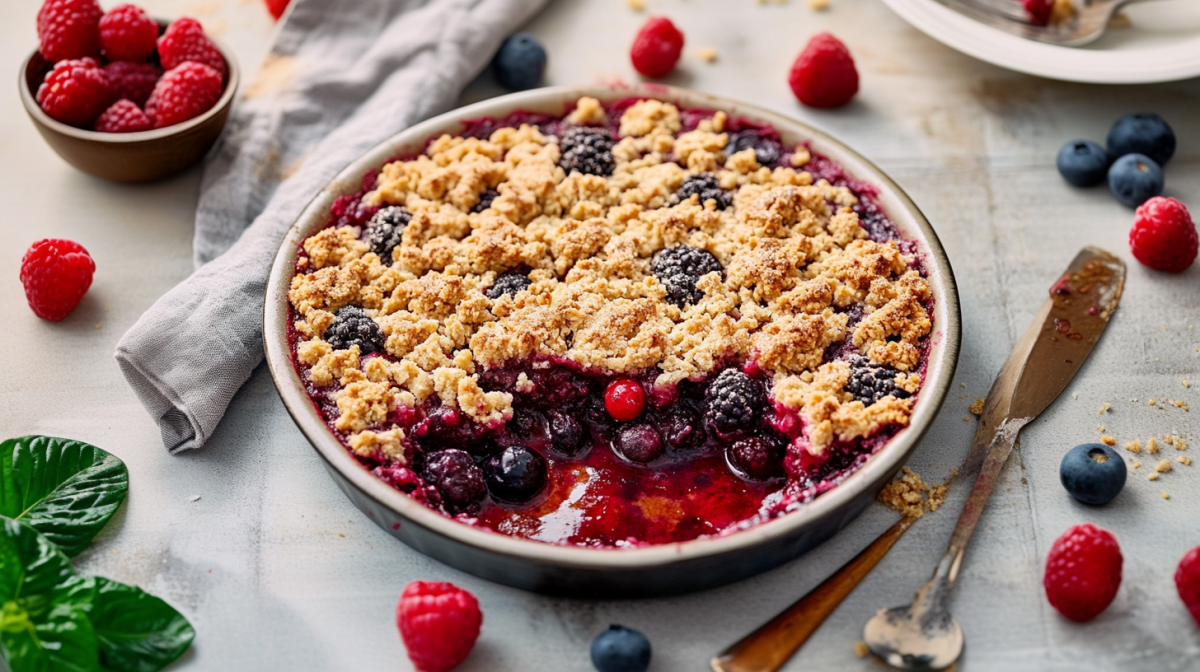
[115,0,549,453]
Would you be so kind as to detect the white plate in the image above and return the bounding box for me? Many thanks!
[881,0,1200,83]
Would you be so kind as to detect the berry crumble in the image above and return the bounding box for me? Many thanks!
[286,96,935,547]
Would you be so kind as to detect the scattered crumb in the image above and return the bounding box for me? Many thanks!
[1131,461,1142,470]
[1149,399,1157,406]
[111,549,119,555]
[969,398,985,415]
[1184,381,1191,388]
[877,467,947,519]
[1097,425,1106,433]
[338,532,346,537]
[1162,492,1170,500]
[963,416,971,422]
[1174,436,1189,451]
[854,641,870,658]
[807,0,830,10]
[188,494,201,502]
[950,468,959,476]
[1098,403,1111,415]
[1073,392,1078,399]
[1155,459,1172,474]
[1131,397,1139,402]
[960,382,966,389]
[1147,437,1159,454]
[697,47,718,62]
[103,304,110,312]
[1101,435,1116,446]
[625,0,646,10]
[1175,400,1189,411]
[94,323,102,329]
[1178,456,1192,466]
[1148,472,1159,481]
[1125,440,1142,454]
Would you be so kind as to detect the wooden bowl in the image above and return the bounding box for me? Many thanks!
[18,26,239,183]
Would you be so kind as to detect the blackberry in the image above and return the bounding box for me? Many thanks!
[365,206,411,259]
[705,369,767,435]
[726,129,782,167]
[471,189,499,213]
[677,174,731,210]
[651,245,723,308]
[559,127,615,176]
[485,272,532,299]
[422,449,487,515]
[325,306,385,354]
[845,356,909,406]
[483,445,548,503]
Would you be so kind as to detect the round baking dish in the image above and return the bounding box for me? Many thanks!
[263,84,961,598]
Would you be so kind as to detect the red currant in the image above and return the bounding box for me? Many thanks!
[605,379,646,422]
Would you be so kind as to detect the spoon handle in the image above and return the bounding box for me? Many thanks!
[710,515,919,672]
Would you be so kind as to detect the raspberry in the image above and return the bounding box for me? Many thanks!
[705,369,766,436]
[630,16,684,78]
[99,4,158,61]
[677,174,731,210]
[846,356,910,406]
[651,245,722,308]
[396,581,482,672]
[1023,0,1052,25]
[605,379,646,422]
[1043,523,1122,622]
[19,239,96,322]
[788,32,859,109]
[103,61,159,107]
[1176,546,1200,628]
[37,0,103,62]
[422,450,487,515]
[36,58,113,128]
[264,0,291,20]
[365,205,411,259]
[157,18,228,81]
[559,127,615,177]
[144,62,224,129]
[324,306,385,354]
[484,272,531,300]
[1129,197,1198,274]
[93,99,152,133]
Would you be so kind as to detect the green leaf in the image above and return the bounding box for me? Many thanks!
[87,578,194,672]
[0,520,99,672]
[0,437,128,557]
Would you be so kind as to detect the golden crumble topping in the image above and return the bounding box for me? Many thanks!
[287,97,932,455]
[877,466,947,519]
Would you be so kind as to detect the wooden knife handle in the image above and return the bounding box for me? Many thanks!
[710,516,918,672]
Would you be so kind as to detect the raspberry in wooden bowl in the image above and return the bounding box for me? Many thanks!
[264,85,961,596]
[18,16,238,183]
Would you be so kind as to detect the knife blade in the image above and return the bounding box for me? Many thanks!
[963,246,1125,473]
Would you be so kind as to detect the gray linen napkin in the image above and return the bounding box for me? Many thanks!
[115,0,549,453]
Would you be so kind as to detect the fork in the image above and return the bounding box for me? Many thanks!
[937,0,1161,47]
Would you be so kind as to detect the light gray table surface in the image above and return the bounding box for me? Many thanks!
[3,0,1199,670]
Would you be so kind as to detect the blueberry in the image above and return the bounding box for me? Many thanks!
[615,424,663,463]
[1107,113,1175,167]
[546,408,587,456]
[1108,153,1164,208]
[727,436,785,480]
[484,445,548,503]
[1060,443,1126,505]
[1056,140,1110,187]
[590,625,651,672]
[492,32,547,91]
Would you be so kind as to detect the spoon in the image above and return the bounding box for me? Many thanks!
[864,247,1125,670]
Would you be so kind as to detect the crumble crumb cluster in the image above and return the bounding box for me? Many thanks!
[287,96,931,463]
[877,466,946,519]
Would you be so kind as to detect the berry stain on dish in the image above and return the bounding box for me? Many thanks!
[285,96,934,548]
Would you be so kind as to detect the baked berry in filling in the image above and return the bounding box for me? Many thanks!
[287,96,933,547]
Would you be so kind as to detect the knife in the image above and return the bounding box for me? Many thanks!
[711,246,1126,672]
